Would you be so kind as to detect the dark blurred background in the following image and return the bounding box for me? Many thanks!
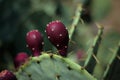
[0,0,119,77]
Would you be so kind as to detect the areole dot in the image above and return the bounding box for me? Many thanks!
[27,33,29,36]
[65,27,67,30]
[47,24,49,27]
[45,30,46,32]
[33,35,36,39]
[32,48,35,51]
[26,45,28,47]
[51,29,54,31]
[65,46,67,48]
[42,42,44,45]
[57,44,59,47]
[48,36,50,39]
[35,30,38,32]
[59,34,62,36]
[56,20,59,23]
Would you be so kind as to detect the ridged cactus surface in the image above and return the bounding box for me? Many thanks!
[16,53,96,80]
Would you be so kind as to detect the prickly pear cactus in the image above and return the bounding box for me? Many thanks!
[15,53,96,80]
[0,0,119,80]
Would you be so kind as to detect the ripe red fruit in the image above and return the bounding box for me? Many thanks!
[14,52,29,69]
[26,30,44,56]
[0,70,17,80]
[76,50,86,61]
[46,20,69,57]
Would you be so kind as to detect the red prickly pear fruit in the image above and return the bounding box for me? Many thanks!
[26,30,44,56]
[46,20,69,57]
[76,50,86,61]
[14,52,29,69]
[0,70,17,80]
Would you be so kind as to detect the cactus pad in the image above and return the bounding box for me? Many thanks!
[15,52,96,80]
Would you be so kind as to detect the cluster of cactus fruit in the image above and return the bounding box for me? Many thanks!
[0,6,120,79]
[0,20,95,80]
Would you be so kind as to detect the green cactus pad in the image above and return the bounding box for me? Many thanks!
[15,52,96,80]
